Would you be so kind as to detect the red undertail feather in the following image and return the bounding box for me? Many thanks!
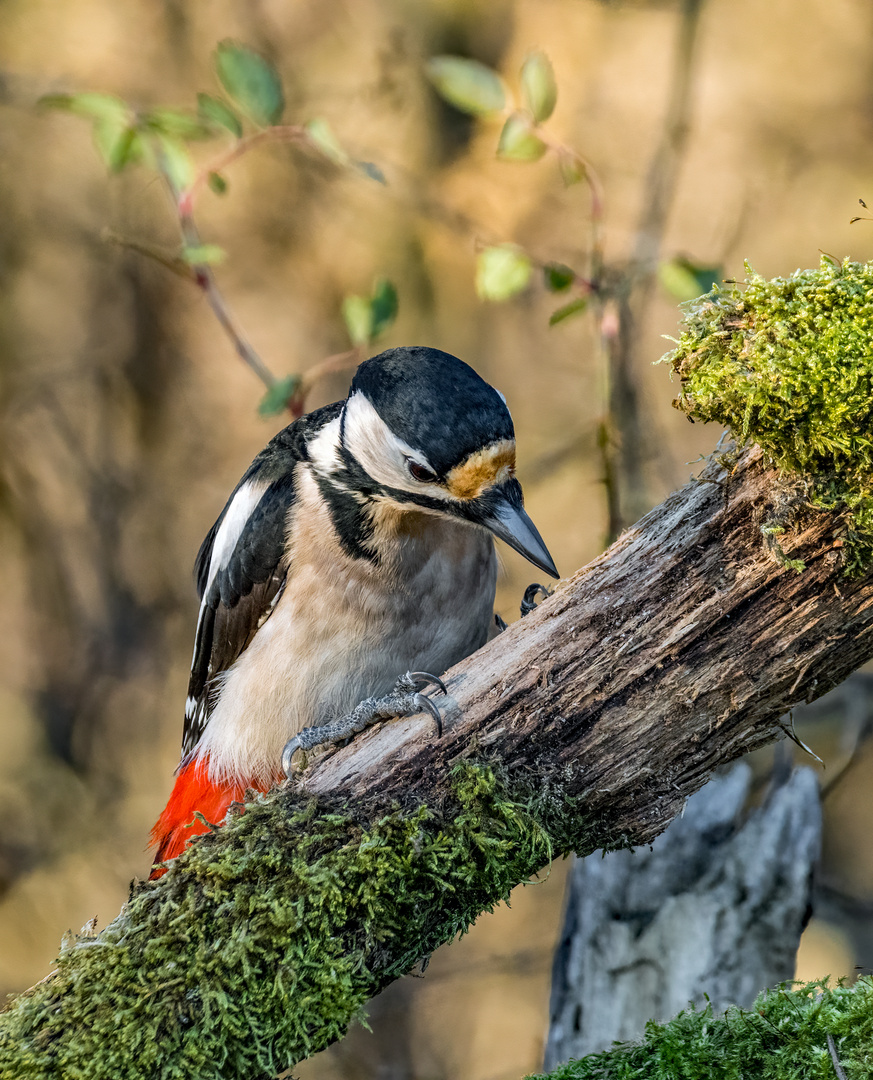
[149,756,273,879]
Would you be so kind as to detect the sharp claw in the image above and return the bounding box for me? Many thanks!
[407,671,447,695]
[282,736,303,778]
[281,672,447,776]
[414,692,443,737]
[521,583,552,617]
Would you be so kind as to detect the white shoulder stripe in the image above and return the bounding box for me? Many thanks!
[204,479,270,595]
[306,414,342,476]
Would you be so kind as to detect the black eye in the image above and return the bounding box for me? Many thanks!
[408,460,438,483]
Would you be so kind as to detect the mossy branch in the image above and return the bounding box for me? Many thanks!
[532,978,873,1080]
[4,262,873,1080]
[667,257,873,572]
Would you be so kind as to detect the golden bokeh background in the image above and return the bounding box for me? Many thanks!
[1,1,872,1077]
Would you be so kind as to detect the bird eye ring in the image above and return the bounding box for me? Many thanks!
[407,460,438,483]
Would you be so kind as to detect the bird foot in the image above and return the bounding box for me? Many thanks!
[520,583,552,617]
[282,671,447,777]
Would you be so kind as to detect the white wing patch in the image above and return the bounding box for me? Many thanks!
[204,479,270,595]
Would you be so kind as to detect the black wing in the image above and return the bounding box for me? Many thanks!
[181,401,344,757]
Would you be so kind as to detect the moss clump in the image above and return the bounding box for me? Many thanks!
[531,978,873,1080]
[0,762,590,1080]
[666,258,873,572]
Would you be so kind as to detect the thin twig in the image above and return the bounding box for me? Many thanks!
[156,150,280,393]
[178,124,309,215]
[111,168,360,416]
[105,215,362,412]
[297,347,361,398]
[630,0,706,279]
[176,207,279,391]
[101,228,197,281]
[597,414,622,545]
[538,134,606,285]
[827,1033,848,1080]
[777,712,824,767]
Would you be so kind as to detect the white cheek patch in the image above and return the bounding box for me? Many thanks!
[206,479,270,594]
[342,391,452,500]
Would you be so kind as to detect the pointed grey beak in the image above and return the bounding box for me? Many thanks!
[482,495,559,579]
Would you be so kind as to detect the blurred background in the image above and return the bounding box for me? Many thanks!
[1,0,872,1077]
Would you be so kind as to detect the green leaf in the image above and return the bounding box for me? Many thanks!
[208,171,229,195]
[544,263,576,292]
[476,245,532,302]
[109,127,147,172]
[305,118,349,166]
[520,52,557,122]
[497,112,547,162]
[342,294,373,346]
[93,117,138,173]
[658,257,722,301]
[144,107,212,141]
[41,92,140,173]
[425,56,506,117]
[214,40,285,127]
[369,278,398,338]
[181,243,226,266]
[258,374,301,417]
[40,91,129,124]
[355,160,387,184]
[155,133,194,191]
[559,153,585,186]
[197,92,243,138]
[549,296,588,325]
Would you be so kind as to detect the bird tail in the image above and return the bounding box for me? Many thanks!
[149,756,256,879]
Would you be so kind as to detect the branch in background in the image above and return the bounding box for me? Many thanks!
[101,228,198,282]
[603,0,708,533]
[630,0,706,278]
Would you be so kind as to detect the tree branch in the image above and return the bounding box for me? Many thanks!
[303,446,872,820]
[2,446,872,1079]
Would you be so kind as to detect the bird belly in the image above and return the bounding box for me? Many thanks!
[196,505,497,786]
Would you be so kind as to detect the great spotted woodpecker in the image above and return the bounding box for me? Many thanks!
[150,346,557,876]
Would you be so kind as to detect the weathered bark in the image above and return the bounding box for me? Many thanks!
[3,445,873,1080]
[543,763,821,1065]
[303,446,872,827]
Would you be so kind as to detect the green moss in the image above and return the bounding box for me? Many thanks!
[531,978,873,1079]
[666,258,873,572]
[0,762,593,1080]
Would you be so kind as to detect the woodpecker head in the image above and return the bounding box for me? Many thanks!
[329,345,558,578]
